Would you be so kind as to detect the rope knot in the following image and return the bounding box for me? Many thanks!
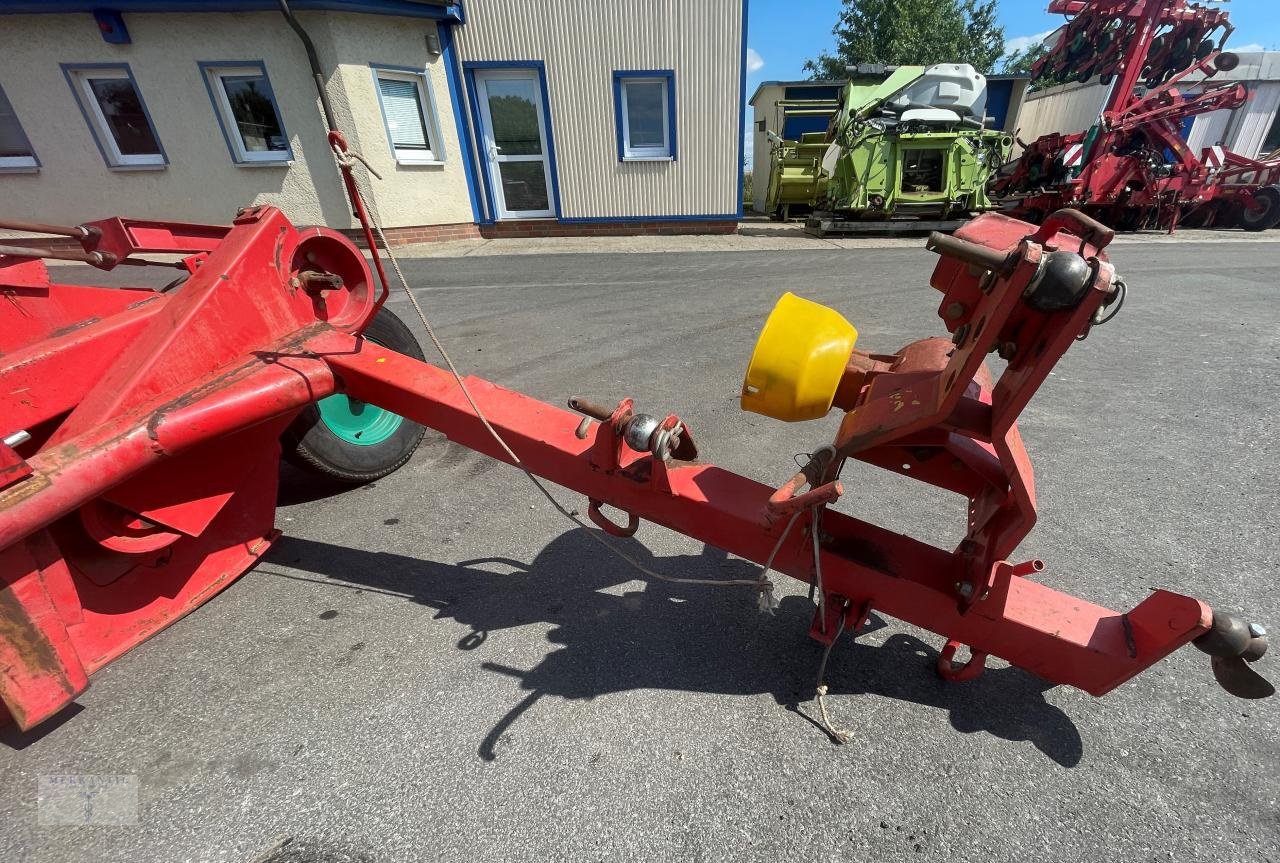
[815,684,853,744]
[756,578,779,614]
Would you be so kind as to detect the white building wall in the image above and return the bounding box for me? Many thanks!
[320,13,473,228]
[454,0,744,219]
[0,11,471,231]
[749,83,785,214]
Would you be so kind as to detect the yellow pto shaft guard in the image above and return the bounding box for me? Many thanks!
[741,292,858,422]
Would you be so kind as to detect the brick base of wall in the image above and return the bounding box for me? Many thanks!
[479,219,739,239]
[338,222,483,247]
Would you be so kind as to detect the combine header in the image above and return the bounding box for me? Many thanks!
[995,0,1280,232]
[807,63,1013,236]
[1,203,1271,734]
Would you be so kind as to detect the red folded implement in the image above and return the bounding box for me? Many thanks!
[0,205,1270,732]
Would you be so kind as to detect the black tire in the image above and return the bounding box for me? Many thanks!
[1240,187,1280,232]
[283,306,427,483]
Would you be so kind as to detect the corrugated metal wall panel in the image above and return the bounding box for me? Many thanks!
[455,0,743,219]
[1014,81,1109,153]
[1228,82,1280,157]
[1187,108,1233,154]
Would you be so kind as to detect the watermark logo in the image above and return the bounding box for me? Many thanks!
[37,775,139,826]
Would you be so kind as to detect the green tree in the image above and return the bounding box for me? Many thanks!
[1000,37,1071,90]
[999,41,1048,76]
[804,0,1005,78]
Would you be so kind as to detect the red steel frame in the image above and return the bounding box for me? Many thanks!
[0,205,1237,731]
[996,0,1280,231]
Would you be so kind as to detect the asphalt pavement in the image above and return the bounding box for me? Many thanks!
[3,238,1278,862]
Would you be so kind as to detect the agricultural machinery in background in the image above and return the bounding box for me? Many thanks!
[994,0,1280,232]
[762,126,832,222]
[754,64,1013,235]
[805,63,1014,236]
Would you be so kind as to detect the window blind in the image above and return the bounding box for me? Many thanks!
[378,77,429,151]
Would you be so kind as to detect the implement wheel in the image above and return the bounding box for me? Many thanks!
[283,306,427,483]
[1240,187,1280,232]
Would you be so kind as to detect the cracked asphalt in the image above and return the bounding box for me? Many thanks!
[3,236,1277,862]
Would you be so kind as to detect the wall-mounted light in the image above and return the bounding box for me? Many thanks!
[94,9,131,44]
[425,31,442,59]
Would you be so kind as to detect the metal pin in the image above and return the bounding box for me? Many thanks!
[4,430,32,448]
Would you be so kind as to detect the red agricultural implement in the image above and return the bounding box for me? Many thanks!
[1,203,1272,734]
[994,0,1280,232]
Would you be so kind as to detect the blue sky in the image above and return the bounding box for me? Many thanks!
[746,0,1280,86]
[743,0,1280,164]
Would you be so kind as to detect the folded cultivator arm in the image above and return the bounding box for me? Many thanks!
[995,0,1280,232]
[0,205,1271,731]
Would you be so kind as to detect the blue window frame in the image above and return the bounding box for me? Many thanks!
[62,63,166,169]
[199,61,292,164]
[0,83,39,171]
[370,64,446,164]
[612,70,675,161]
[462,60,562,223]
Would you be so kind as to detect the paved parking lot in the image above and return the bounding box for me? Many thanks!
[3,238,1278,862]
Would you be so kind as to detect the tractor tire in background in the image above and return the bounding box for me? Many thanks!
[1240,186,1280,232]
[282,306,427,483]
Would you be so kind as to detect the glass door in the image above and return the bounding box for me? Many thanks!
[474,69,554,219]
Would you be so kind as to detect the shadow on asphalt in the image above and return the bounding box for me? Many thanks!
[0,703,84,751]
[263,530,1084,768]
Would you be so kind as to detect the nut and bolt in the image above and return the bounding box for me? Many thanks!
[955,581,975,600]
[1250,623,1267,639]
[945,302,967,321]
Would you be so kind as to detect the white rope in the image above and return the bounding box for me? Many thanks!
[810,504,826,631]
[815,684,852,744]
[335,147,788,602]
[812,599,854,744]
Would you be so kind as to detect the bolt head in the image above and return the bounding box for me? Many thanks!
[1249,623,1267,639]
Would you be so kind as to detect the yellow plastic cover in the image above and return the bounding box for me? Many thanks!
[741,292,858,422]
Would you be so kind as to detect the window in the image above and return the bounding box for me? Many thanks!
[0,84,38,170]
[372,66,444,164]
[63,65,164,168]
[200,63,291,164]
[614,71,675,161]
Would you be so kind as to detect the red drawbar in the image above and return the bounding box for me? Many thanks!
[0,207,1222,731]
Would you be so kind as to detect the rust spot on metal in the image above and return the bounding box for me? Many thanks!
[273,226,287,276]
[47,317,102,338]
[0,471,50,509]
[0,583,76,726]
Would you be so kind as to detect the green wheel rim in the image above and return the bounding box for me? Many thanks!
[316,394,404,446]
